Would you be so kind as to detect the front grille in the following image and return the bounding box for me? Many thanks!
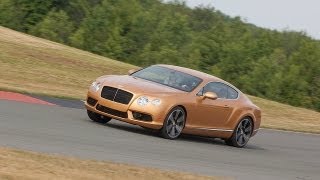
[96,104,128,118]
[101,86,118,100]
[87,97,97,106]
[101,86,133,104]
[113,89,133,104]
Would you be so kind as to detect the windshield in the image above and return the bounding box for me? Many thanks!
[131,66,203,92]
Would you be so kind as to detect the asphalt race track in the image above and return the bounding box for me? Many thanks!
[0,96,319,180]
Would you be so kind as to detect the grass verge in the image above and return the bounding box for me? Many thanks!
[0,26,319,133]
[0,147,224,180]
[250,96,320,134]
[0,26,136,99]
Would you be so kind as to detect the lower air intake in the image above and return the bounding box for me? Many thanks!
[96,104,128,118]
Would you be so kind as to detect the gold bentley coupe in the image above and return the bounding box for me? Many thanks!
[85,64,261,147]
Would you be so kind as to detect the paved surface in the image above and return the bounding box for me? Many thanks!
[0,99,320,180]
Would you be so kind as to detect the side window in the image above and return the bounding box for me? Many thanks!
[202,82,228,99]
[199,82,238,99]
[227,87,238,99]
[197,87,204,96]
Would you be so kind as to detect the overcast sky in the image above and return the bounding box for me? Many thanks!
[184,0,320,39]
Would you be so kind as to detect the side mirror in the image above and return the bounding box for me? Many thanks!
[203,92,218,100]
[128,69,137,75]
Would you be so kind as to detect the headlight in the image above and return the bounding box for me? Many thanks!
[137,96,161,106]
[137,96,149,106]
[91,81,101,92]
[151,99,161,106]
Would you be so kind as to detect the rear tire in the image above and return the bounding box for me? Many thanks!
[161,107,186,140]
[87,110,111,124]
[225,117,253,148]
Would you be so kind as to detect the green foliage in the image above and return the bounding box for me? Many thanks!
[1,0,320,111]
[0,0,53,31]
[30,10,74,43]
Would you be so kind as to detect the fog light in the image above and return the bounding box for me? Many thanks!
[132,111,152,121]
[133,112,142,119]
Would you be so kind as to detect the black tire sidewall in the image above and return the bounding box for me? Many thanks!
[87,110,111,124]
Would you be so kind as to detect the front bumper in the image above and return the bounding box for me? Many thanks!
[85,91,165,130]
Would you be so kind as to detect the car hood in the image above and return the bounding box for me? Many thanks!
[97,75,185,95]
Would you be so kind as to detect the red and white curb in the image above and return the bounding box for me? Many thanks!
[0,91,56,106]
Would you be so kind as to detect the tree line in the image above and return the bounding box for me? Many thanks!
[1,0,319,111]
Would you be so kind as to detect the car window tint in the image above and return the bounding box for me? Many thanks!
[197,87,204,96]
[132,66,203,92]
[203,82,228,99]
[228,87,238,99]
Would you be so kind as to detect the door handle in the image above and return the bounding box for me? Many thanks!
[223,105,230,108]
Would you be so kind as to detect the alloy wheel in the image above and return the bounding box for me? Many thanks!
[162,107,186,139]
[235,118,252,146]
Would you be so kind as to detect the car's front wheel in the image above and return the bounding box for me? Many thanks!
[225,117,253,148]
[161,107,186,139]
[87,110,111,124]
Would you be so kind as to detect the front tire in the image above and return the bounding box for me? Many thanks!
[161,107,186,139]
[87,110,111,124]
[225,118,253,148]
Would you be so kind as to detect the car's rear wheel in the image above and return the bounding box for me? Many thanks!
[87,110,111,124]
[225,117,253,148]
[161,107,186,139]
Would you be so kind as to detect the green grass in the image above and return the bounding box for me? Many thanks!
[0,26,319,133]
